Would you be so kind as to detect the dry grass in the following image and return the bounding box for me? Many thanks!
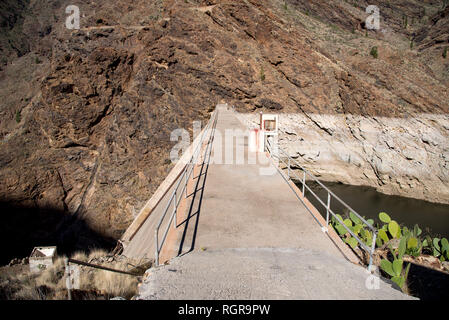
[34,257,65,290]
[93,261,138,299]
[0,251,141,300]
[71,251,89,262]
[9,274,44,300]
[14,285,45,300]
[88,249,109,261]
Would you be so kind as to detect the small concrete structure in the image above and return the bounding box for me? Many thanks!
[29,246,57,273]
[249,113,279,152]
[260,113,279,133]
[261,113,279,152]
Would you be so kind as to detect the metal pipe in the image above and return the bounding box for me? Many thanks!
[279,148,375,232]
[279,148,375,231]
[155,229,159,266]
[368,232,377,272]
[68,258,139,276]
[161,208,176,247]
[173,191,177,228]
[184,166,188,198]
[332,213,372,253]
[270,144,379,265]
[303,183,328,208]
[156,188,177,229]
[302,171,306,196]
[153,110,218,265]
[155,112,216,231]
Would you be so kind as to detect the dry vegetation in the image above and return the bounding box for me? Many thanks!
[0,250,148,300]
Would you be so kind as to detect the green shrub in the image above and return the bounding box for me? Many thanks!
[15,110,21,123]
[379,212,391,223]
[370,46,378,58]
[380,244,411,292]
[427,237,449,261]
[330,209,448,279]
[401,224,423,257]
[345,237,358,249]
[388,220,401,238]
[443,47,448,59]
[260,66,265,81]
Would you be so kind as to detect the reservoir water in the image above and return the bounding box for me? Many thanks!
[297,181,449,239]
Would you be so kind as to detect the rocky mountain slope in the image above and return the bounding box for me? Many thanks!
[0,0,448,260]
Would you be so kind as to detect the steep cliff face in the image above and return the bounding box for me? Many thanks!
[0,0,31,60]
[0,0,448,257]
[233,0,449,204]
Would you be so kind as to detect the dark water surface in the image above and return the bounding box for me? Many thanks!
[297,181,449,239]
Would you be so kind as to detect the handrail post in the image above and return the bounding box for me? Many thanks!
[368,232,377,272]
[288,157,291,179]
[173,191,177,228]
[155,229,159,266]
[184,167,188,198]
[326,192,331,226]
[302,171,306,196]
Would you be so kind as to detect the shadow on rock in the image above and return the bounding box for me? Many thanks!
[0,201,116,265]
[407,262,449,300]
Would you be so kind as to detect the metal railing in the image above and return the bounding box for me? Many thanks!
[154,110,218,266]
[266,139,378,271]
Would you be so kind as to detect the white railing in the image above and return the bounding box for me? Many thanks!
[154,110,218,265]
[266,140,378,271]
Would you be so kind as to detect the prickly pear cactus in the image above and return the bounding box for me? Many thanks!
[379,212,391,223]
[388,220,401,239]
[407,237,418,249]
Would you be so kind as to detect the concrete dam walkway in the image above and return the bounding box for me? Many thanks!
[124,105,412,299]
